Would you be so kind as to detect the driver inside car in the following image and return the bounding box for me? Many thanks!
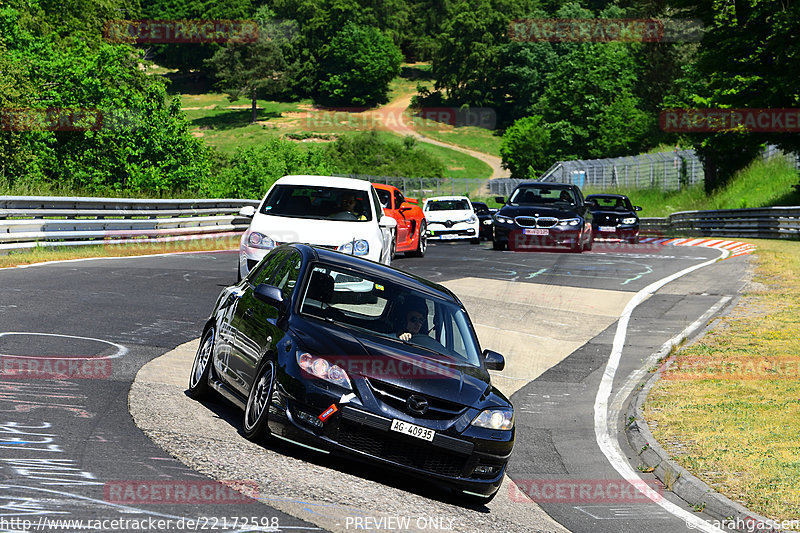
[337,193,367,220]
[396,298,428,342]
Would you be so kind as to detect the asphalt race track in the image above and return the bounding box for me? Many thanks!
[0,241,751,533]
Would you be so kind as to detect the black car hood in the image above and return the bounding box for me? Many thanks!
[499,204,582,218]
[291,317,491,407]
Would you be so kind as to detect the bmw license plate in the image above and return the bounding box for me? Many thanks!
[390,419,435,442]
[523,228,549,236]
[599,226,616,232]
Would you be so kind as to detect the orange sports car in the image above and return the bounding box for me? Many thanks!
[372,183,427,257]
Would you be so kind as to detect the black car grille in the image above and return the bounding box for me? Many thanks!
[515,216,559,228]
[336,419,467,477]
[366,378,466,420]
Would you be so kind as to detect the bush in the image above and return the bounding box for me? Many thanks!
[324,131,445,178]
[318,23,402,106]
[500,116,552,179]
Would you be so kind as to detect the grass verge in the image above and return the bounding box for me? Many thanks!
[645,238,800,521]
[0,238,239,269]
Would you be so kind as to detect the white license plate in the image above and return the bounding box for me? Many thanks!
[523,228,549,235]
[599,226,617,232]
[390,419,435,442]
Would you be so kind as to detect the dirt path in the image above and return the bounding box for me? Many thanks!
[380,93,511,180]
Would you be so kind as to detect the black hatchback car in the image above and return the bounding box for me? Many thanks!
[471,201,495,240]
[492,182,593,252]
[189,244,514,504]
[585,194,642,244]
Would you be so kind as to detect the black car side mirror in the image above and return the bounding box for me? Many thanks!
[254,284,286,312]
[585,199,597,208]
[482,349,505,371]
[494,196,506,204]
[634,206,642,211]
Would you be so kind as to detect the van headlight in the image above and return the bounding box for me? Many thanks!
[247,232,275,249]
[338,239,369,256]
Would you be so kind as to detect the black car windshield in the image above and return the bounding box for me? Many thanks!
[589,196,633,211]
[260,185,372,221]
[425,199,471,211]
[509,186,576,206]
[299,264,482,366]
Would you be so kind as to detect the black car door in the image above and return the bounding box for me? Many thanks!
[230,249,303,397]
[221,249,289,394]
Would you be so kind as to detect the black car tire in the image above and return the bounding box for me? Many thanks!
[470,238,480,245]
[583,233,593,252]
[188,326,215,400]
[492,238,505,251]
[243,360,275,442]
[407,221,427,257]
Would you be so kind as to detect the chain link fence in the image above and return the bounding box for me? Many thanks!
[338,145,798,200]
[539,149,703,191]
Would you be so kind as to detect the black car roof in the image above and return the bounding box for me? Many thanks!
[585,193,629,199]
[290,244,460,302]
[515,182,576,189]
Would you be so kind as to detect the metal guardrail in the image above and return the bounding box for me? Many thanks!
[0,196,260,252]
[640,206,800,239]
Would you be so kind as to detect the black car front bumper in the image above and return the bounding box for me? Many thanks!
[267,385,512,497]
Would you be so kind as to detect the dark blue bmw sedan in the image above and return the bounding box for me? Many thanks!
[189,244,514,504]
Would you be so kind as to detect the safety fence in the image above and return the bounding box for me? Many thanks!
[640,206,800,240]
[0,196,258,253]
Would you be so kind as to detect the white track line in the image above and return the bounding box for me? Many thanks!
[594,246,730,532]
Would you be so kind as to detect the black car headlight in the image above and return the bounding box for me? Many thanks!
[557,218,581,227]
[470,408,514,430]
[622,217,637,225]
[494,214,514,225]
[297,352,352,390]
[482,219,493,225]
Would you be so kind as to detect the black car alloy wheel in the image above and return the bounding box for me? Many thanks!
[243,360,275,441]
[188,326,214,399]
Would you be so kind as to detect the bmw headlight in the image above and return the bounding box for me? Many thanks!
[622,217,637,225]
[494,214,514,225]
[297,352,352,390]
[558,218,581,227]
[471,408,514,430]
[247,231,275,249]
[337,239,369,256]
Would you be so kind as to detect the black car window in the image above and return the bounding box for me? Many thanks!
[247,249,290,286]
[272,250,303,296]
[393,190,404,209]
[590,196,632,210]
[299,264,481,365]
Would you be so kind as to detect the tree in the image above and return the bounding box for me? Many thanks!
[318,22,402,106]
[500,115,552,179]
[666,0,800,191]
[206,8,295,123]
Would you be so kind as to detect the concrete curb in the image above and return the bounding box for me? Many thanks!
[625,343,795,533]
